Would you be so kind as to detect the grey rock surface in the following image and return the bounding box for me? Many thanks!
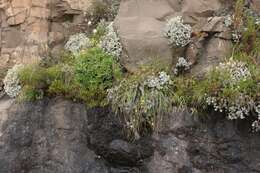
[0,97,260,173]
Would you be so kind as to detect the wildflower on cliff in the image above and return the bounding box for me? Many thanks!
[164,16,192,47]
[3,64,24,98]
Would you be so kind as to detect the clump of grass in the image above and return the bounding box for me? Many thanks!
[107,67,173,138]
[233,0,244,29]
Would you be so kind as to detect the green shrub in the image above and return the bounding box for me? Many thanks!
[74,47,122,106]
[19,85,43,101]
[47,64,76,97]
[17,47,122,107]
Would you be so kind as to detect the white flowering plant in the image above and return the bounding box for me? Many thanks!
[173,57,191,75]
[164,16,192,47]
[3,64,25,98]
[65,33,90,55]
[100,22,122,60]
[203,60,259,129]
[224,15,233,27]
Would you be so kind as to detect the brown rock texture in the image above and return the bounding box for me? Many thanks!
[114,0,234,73]
[0,0,92,70]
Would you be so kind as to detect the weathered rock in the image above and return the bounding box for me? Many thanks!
[114,0,175,72]
[0,98,148,173]
[0,0,92,79]
[147,108,260,173]
[190,37,232,75]
[115,0,233,72]
[0,97,260,172]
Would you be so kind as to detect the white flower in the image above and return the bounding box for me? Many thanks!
[224,15,233,27]
[145,71,171,90]
[255,18,260,25]
[93,29,97,34]
[100,22,122,60]
[231,31,241,43]
[252,120,260,132]
[158,71,170,86]
[217,60,251,84]
[164,16,192,47]
[3,64,24,98]
[174,57,191,75]
[65,33,90,55]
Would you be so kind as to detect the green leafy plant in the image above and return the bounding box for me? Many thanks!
[74,47,122,106]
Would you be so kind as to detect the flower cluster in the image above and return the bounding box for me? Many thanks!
[145,71,171,89]
[173,57,191,75]
[217,60,251,84]
[224,15,233,27]
[100,22,122,60]
[205,60,259,131]
[3,64,24,98]
[164,16,192,47]
[65,33,90,55]
[252,105,260,132]
[231,31,242,43]
[206,94,255,120]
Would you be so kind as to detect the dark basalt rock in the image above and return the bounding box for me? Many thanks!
[0,97,259,173]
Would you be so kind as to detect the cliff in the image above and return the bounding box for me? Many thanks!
[0,0,259,173]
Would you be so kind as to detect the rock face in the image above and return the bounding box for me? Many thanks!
[0,0,92,70]
[114,0,234,72]
[0,97,260,173]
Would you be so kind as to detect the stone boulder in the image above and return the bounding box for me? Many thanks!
[114,0,176,72]
[115,0,233,73]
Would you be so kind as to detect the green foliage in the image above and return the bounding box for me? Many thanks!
[74,48,121,106]
[232,2,260,64]
[19,65,48,89]
[90,20,107,46]
[46,64,76,98]
[19,85,43,101]
[17,47,122,107]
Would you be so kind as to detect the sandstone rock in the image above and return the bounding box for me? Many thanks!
[0,0,93,81]
[6,10,27,25]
